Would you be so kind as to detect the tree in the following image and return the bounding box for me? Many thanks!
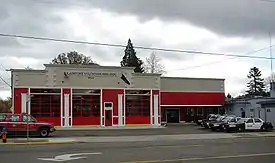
[0,97,12,113]
[226,93,232,99]
[264,72,275,91]
[144,51,165,74]
[51,51,96,65]
[25,66,32,70]
[120,39,144,73]
[246,67,267,97]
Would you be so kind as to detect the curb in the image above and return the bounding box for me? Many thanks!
[0,141,78,145]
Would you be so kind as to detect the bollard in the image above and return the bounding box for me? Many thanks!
[1,127,7,143]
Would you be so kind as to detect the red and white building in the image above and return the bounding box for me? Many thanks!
[10,64,225,127]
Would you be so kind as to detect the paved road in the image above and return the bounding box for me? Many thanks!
[53,124,212,137]
[1,136,275,163]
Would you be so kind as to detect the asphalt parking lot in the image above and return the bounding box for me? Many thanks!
[53,123,212,137]
[1,135,275,163]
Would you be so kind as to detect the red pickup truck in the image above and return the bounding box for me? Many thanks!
[0,113,56,137]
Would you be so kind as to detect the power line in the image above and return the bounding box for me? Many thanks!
[167,44,275,72]
[259,0,275,2]
[0,76,11,88]
[0,33,274,60]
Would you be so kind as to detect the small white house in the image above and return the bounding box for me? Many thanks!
[225,82,275,126]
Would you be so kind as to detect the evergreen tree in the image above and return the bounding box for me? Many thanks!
[120,39,144,73]
[246,67,266,97]
[226,93,232,99]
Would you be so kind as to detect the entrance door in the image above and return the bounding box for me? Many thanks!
[166,109,179,123]
[105,110,112,126]
[104,102,113,126]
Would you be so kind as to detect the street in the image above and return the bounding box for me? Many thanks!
[1,136,275,163]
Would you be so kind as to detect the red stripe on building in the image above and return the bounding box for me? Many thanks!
[161,92,225,106]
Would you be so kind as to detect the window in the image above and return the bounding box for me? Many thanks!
[0,114,6,122]
[73,89,101,94]
[9,115,20,122]
[197,108,203,115]
[31,94,61,117]
[246,118,253,123]
[105,103,112,108]
[267,109,271,112]
[30,89,61,93]
[22,115,36,122]
[254,118,262,123]
[125,90,150,95]
[126,95,150,116]
[72,95,100,117]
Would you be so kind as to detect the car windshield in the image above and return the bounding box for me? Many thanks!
[229,118,237,122]
[209,115,218,120]
[216,117,225,121]
[237,119,247,124]
[222,117,233,122]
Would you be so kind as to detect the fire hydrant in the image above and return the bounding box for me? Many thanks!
[1,127,7,143]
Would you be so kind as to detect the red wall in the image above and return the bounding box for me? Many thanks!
[73,117,100,126]
[102,89,124,126]
[161,92,225,106]
[126,116,150,124]
[13,88,28,114]
[36,117,60,126]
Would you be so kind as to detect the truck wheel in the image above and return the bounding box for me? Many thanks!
[39,128,49,137]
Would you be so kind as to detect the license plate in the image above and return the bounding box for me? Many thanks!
[229,125,236,127]
[214,124,219,127]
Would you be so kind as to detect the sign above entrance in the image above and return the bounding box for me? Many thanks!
[64,71,117,77]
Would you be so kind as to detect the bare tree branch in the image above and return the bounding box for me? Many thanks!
[144,51,165,75]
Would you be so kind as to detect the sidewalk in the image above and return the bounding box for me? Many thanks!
[0,137,77,145]
[1,132,274,145]
[55,125,165,130]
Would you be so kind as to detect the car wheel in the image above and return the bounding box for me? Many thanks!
[238,127,243,132]
[260,126,266,132]
[39,128,49,137]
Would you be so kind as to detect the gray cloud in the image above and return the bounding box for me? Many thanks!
[83,0,275,38]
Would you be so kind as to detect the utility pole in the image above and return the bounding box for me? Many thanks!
[269,32,273,81]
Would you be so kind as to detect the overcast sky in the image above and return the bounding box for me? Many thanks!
[1,0,275,99]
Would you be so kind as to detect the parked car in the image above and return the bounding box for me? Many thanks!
[209,116,239,131]
[237,118,273,132]
[201,114,221,129]
[0,113,56,137]
[224,118,249,133]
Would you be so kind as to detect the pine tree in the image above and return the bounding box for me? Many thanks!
[120,39,144,73]
[226,93,232,99]
[246,67,266,97]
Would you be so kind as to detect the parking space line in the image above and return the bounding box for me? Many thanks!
[121,152,275,163]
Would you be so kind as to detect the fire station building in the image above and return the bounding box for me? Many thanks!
[10,64,225,127]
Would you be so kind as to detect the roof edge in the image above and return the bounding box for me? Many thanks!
[43,64,135,70]
[161,76,225,81]
[8,69,47,73]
